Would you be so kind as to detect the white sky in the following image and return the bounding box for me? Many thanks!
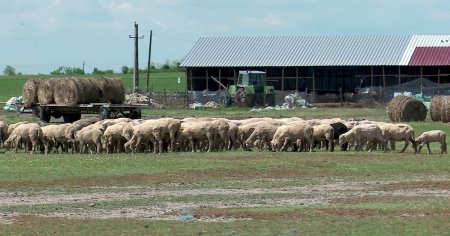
[1,0,450,74]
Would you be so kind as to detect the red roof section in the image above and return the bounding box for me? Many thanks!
[409,47,450,65]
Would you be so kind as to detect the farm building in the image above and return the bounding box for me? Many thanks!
[181,35,450,103]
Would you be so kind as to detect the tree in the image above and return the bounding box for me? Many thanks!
[50,66,85,75]
[3,65,16,76]
[121,66,130,74]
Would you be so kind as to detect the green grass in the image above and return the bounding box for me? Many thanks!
[0,103,450,234]
[0,72,186,102]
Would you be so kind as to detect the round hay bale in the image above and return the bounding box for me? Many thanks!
[54,77,100,106]
[400,98,427,122]
[430,95,443,121]
[387,96,410,122]
[440,96,450,123]
[22,79,41,106]
[387,96,427,122]
[37,79,60,105]
[92,77,125,104]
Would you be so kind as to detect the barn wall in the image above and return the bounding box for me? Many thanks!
[186,66,450,92]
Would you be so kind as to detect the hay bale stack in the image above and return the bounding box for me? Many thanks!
[22,79,41,106]
[388,96,427,122]
[430,96,444,121]
[54,77,101,106]
[440,96,450,123]
[37,79,60,105]
[92,77,125,103]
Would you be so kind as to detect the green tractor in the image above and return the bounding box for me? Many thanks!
[228,71,275,107]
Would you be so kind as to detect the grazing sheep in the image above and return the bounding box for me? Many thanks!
[378,123,417,153]
[0,121,8,148]
[312,124,335,152]
[415,130,447,154]
[271,122,313,152]
[339,124,385,152]
[5,123,43,154]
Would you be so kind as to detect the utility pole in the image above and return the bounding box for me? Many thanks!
[129,22,144,93]
[146,30,153,93]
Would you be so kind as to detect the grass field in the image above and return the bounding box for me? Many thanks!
[0,107,449,235]
[0,71,186,102]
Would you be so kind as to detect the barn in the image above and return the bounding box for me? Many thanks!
[181,35,450,103]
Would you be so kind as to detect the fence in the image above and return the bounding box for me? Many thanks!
[138,78,450,108]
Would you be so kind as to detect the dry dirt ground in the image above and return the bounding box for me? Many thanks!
[0,175,449,224]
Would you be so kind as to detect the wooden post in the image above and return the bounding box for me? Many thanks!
[382,66,386,88]
[233,69,237,85]
[189,69,193,91]
[370,66,374,87]
[296,67,299,91]
[398,66,401,85]
[420,66,423,88]
[438,67,441,84]
[281,67,285,91]
[205,69,209,90]
[312,70,316,103]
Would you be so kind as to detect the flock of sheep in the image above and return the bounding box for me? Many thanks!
[0,117,447,155]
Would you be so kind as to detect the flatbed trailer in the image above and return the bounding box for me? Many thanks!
[30,103,144,123]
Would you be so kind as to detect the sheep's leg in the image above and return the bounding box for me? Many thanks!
[280,137,290,152]
[400,140,409,153]
[441,141,447,154]
[390,141,396,151]
[426,143,432,154]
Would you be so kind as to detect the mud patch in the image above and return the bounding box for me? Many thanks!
[377,180,450,191]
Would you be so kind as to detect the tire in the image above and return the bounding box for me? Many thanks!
[99,107,111,120]
[39,107,51,123]
[266,94,276,106]
[63,113,81,123]
[129,108,141,119]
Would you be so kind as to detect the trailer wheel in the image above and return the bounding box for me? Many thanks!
[63,113,81,123]
[130,108,142,119]
[40,107,51,123]
[99,106,111,120]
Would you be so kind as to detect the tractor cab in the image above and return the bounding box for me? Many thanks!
[229,71,275,107]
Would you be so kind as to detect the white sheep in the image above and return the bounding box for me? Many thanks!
[415,130,447,154]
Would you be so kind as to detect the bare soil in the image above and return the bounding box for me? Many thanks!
[1,176,449,224]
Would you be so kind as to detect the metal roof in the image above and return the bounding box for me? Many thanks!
[181,35,450,67]
[409,47,450,65]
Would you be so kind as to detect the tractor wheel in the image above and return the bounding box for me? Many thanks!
[266,94,276,106]
[245,94,255,107]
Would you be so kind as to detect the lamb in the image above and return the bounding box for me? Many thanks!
[415,130,447,154]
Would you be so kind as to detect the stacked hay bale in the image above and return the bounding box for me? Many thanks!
[387,96,427,122]
[440,96,450,123]
[22,79,41,106]
[37,78,60,105]
[24,77,125,106]
[92,77,125,104]
[429,96,444,122]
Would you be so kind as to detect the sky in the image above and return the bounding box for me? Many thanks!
[1,0,450,74]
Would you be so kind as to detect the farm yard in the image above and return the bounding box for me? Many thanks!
[0,99,449,235]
